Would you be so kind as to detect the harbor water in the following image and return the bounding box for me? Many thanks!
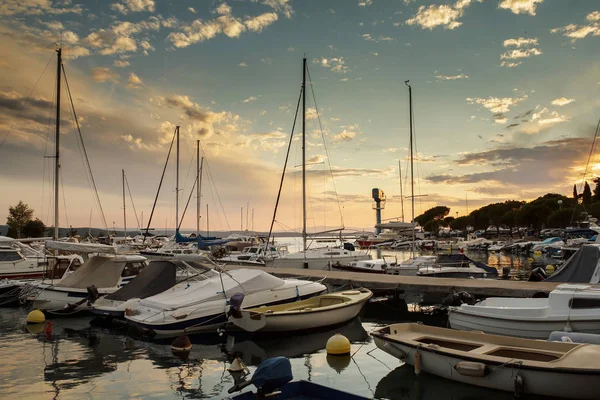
[0,250,560,399]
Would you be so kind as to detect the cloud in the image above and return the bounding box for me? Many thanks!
[239,62,248,67]
[435,74,469,81]
[113,59,130,68]
[242,96,258,103]
[91,67,119,83]
[332,129,356,141]
[503,37,538,47]
[551,13,600,41]
[384,148,399,153]
[358,0,373,6]
[406,0,482,30]
[498,0,544,16]
[362,33,394,42]
[0,0,83,16]
[531,107,569,125]
[551,97,575,106]
[188,7,196,13]
[466,95,527,114]
[245,12,279,32]
[313,57,349,74]
[111,0,155,14]
[260,0,293,18]
[127,72,143,89]
[501,47,542,60]
[499,36,541,67]
[501,61,522,68]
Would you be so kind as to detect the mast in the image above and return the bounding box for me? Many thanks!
[398,160,404,222]
[122,169,127,238]
[54,48,62,239]
[175,125,180,233]
[246,201,249,231]
[196,140,200,234]
[206,204,209,236]
[302,57,307,253]
[405,80,415,253]
[241,207,243,232]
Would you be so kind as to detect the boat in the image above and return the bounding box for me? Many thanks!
[124,268,326,337]
[385,255,436,275]
[371,322,600,399]
[229,289,371,332]
[219,244,289,266]
[226,356,368,399]
[543,244,600,283]
[416,253,498,279]
[26,241,147,314]
[448,283,600,338]
[335,258,392,274]
[91,259,216,318]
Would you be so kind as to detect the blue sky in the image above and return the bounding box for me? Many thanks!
[0,0,599,232]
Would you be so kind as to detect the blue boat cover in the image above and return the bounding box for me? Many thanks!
[252,357,293,393]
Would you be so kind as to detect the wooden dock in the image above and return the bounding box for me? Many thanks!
[223,266,597,298]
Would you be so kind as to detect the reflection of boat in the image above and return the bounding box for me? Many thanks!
[449,284,600,338]
[375,365,516,400]
[228,317,368,366]
[264,246,371,270]
[230,289,371,332]
[125,269,326,337]
[372,323,600,399]
[385,256,436,276]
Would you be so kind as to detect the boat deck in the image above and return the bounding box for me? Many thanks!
[223,265,598,298]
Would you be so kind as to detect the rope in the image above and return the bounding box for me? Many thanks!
[62,65,109,231]
[124,173,141,232]
[571,118,600,223]
[197,141,231,232]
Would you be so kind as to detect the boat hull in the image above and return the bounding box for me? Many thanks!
[449,308,600,339]
[265,254,371,270]
[373,335,600,399]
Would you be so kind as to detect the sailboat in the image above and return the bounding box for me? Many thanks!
[263,58,371,269]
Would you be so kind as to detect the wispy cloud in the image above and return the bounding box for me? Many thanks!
[111,0,156,14]
[498,0,544,16]
[435,73,469,81]
[551,12,600,41]
[551,97,575,106]
[91,67,119,83]
[127,72,143,89]
[406,0,482,30]
[500,36,541,67]
[313,57,349,74]
[242,96,258,103]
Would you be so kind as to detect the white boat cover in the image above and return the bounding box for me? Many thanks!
[139,269,285,311]
[546,245,600,284]
[58,256,126,289]
[45,241,116,254]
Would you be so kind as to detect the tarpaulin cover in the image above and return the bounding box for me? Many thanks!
[435,253,498,276]
[58,256,127,288]
[105,260,178,301]
[45,240,116,254]
[252,357,293,392]
[545,245,600,284]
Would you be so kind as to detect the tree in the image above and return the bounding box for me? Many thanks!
[21,219,47,238]
[451,216,472,231]
[423,220,439,235]
[501,210,519,236]
[588,202,600,219]
[583,182,592,206]
[414,206,450,227]
[442,216,455,227]
[547,208,577,228]
[573,184,579,202]
[593,178,600,203]
[6,201,34,238]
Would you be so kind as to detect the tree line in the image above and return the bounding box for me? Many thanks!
[415,179,600,235]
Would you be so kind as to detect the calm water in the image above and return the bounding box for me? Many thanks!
[0,249,561,399]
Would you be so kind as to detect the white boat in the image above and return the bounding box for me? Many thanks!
[417,253,498,279]
[336,259,392,274]
[91,259,217,318]
[385,256,437,276]
[372,323,600,399]
[264,246,370,269]
[219,245,289,266]
[124,268,327,337]
[26,241,147,314]
[229,289,372,332]
[449,284,600,339]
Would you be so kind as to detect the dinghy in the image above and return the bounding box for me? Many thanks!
[417,253,498,279]
[448,284,600,338]
[229,289,372,332]
[372,323,600,399]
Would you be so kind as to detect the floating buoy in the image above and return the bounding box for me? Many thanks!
[326,333,351,356]
[44,321,53,338]
[326,354,351,373]
[527,258,534,264]
[545,264,555,275]
[25,322,45,334]
[27,309,45,324]
[171,334,192,353]
[228,356,248,373]
[414,351,421,375]
[534,250,542,256]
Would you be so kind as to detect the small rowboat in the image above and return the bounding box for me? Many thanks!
[372,323,600,399]
[229,289,372,332]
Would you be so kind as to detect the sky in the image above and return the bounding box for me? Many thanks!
[0,0,599,234]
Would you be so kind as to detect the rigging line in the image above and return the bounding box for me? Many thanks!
[196,140,231,231]
[62,66,109,231]
[41,76,58,224]
[60,167,69,231]
[124,173,141,232]
[571,118,600,223]
[0,53,54,150]
[266,88,303,247]
[306,64,345,228]
[143,127,177,242]
[178,176,197,231]
[180,137,196,215]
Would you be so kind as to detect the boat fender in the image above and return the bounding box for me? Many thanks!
[455,361,487,377]
[514,374,524,398]
[414,351,421,375]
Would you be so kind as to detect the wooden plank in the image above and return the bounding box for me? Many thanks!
[223,265,595,298]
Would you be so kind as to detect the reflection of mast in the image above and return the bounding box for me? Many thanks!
[398,160,404,222]
[304,354,313,381]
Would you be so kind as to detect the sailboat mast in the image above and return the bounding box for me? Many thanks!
[398,160,404,222]
[302,57,307,253]
[122,169,126,238]
[196,140,200,234]
[175,125,180,232]
[54,48,62,240]
[206,204,209,236]
[405,81,415,251]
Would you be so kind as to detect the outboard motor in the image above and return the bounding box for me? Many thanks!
[228,293,245,319]
[343,242,355,252]
[86,285,100,305]
[528,267,548,282]
[442,291,476,307]
[228,357,293,396]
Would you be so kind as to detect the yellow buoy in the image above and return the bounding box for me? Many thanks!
[327,354,351,373]
[546,264,555,275]
[534,250,542,256]
[326,333,351,356]
[26,309,45,324]
[527,258,534,264]
[25,322,45,334]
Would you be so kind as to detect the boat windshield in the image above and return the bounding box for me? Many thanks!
[0,250,23,262]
